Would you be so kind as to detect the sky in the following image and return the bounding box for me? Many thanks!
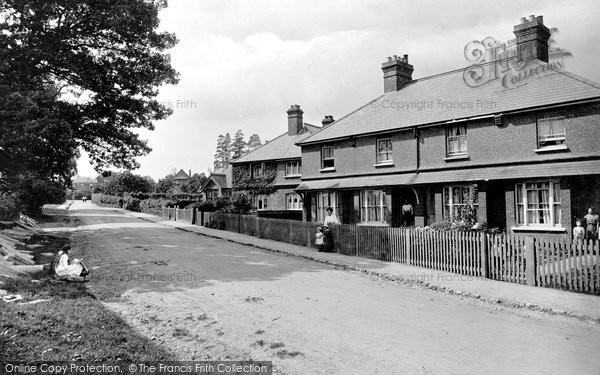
[75,0,600,180]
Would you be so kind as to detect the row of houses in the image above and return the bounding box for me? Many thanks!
[208,15,600,238]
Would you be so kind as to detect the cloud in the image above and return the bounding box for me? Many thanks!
[76,0,600,179]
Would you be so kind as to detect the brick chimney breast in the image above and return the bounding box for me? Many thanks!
[287,104,304,136]
[381,54,413,93]
[513,15,551,63]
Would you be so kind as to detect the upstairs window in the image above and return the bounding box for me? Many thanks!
[285,160,301,176]
[377,138,393,163]
[252,163,264,177]
[321,146,335,169]
[537,115,566,149]
[447,124,468,156]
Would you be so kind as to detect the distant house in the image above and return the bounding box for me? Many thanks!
[200,167,232,202]
[231,105,323,219]
[296,15,600,237]
[72,176,98,191]
[173,169,191,186]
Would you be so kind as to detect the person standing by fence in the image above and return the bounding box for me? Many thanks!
[584,207,599,240]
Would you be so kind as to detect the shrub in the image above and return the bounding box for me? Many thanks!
[0,194,20,221]
[124,197,141,212]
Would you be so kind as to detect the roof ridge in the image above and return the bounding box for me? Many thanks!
[299,94,385,145]
[231,131,288,164]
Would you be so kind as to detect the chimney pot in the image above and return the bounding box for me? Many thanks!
[322,115,335,127]
[529,15,535,21]
[520,17,526,23]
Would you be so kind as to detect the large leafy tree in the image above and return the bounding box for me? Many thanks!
[101,171,155,196]
[0,0,179,201]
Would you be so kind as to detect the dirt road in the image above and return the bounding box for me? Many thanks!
[58,202,600,374]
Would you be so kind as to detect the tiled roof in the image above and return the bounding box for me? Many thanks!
[212,166,232,189]
[232,124,320,163]
[296,159,600,190]
[299,62,600,144]
[173,169,189,180]
[200,166,231,191]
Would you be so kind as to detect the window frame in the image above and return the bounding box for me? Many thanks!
[446,124,468,157]
[515,180,561,228]
[376,138,393,164]
[285,160,301,177]
[285,193,303,210]
[252,162,264,177]
[359,189,388,224]
[536,115,566,149]
[443,185,478,222]
[254,194,268,211]
[316,192,337,222]
[321,145,335,170]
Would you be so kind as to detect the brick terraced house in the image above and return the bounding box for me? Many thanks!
[295,15,600,237]
[231,105,324,219]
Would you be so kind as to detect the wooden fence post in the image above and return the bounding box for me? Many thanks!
[405,228,411,265]
[480,233,488,278]
[525,236,536,286]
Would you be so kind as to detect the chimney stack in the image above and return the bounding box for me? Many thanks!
[513,15,551,63]
[287,104,304,136]
[321,115,335,127]
[188,169,191,177]
[381,54,413,93]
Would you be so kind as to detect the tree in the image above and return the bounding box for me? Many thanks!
[102,171,155,196]
[0,0,178,211]
[247,134,262,152]
[231,129,246,158]
[181,173,207,193]
[213,133,231,169]
[155,174,175,193]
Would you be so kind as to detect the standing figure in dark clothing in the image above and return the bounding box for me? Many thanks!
[584,207,599,241]
[401,200,414,227]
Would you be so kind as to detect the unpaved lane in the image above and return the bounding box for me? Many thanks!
[65,202,600,375]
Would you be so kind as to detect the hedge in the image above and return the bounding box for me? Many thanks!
[91,193,174,215]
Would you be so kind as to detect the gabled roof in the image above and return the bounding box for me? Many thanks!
[298,61,600,145]
[173,169,190,180]
[199,166,232,192]
[232,123,320,163]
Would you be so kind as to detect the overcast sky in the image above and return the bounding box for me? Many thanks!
[76,0,600,180]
